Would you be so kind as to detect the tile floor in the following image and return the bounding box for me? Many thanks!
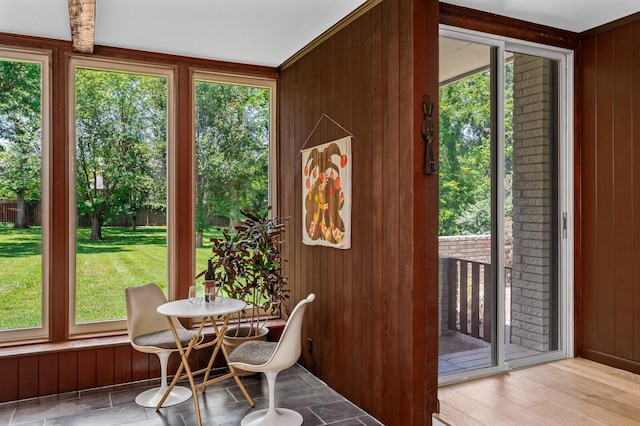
[0,364,382,426]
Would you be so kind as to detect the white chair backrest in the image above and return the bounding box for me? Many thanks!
[125,283,178,341]
[264,293,315,371]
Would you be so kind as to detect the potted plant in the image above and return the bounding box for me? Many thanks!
[208,208,289,348]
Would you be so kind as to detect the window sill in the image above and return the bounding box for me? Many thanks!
[0,319,286,359]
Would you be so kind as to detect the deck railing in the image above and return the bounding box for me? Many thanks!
[446,257,512,343]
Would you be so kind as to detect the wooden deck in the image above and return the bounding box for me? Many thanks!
[437,358,640,425]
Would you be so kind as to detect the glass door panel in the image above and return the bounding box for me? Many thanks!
[438,31,568,382]
[504,52,560,361]
[438,37,495,375]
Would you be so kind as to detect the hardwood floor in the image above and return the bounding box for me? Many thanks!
[437,358,640,425]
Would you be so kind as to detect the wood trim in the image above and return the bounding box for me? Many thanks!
[581,348,640,376]
[279,0,383,70]
[439,2,580,50]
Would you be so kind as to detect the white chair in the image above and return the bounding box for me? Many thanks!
[125,283,200,408]
[228,293,315,426]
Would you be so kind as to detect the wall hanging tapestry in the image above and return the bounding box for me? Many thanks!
[301,135,352,249]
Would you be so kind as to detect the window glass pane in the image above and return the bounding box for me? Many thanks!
[0,57,44,332]
[505,53,560,360]
[74,67,168,324]
[438,38,494,375]
[194,79,271,269]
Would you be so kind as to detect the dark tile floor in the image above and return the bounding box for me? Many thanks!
[0,364,382,426]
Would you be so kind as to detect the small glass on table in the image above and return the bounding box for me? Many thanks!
[188,284,203,304]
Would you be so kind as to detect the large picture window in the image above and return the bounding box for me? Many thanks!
[69,58,174,335]
[0,48,50,343]
[192,72,276,274]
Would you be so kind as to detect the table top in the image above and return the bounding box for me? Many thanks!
[157,297,246,318]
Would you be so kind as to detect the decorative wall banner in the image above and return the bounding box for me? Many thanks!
[301,136,352,249]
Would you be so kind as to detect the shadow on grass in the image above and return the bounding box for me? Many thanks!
[0,224,167,257]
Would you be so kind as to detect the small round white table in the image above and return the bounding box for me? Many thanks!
[156,297,255,426]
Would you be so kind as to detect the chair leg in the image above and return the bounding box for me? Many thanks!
[134,351,192,408]
[240,371,303,426]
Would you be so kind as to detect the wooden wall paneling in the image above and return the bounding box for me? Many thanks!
[313,45,328,381]
[96,347,115,387]
[369,3,386,420]
[131,348,150,382]
[331,23,346,398]
[114,345,132,384]
[346,14,362,406]
[38,353,59,397]
[399,0,417,421]
[357,9,374,414]
[594,29,615,356]
[382,0,401,422]
[0,358,18,402]
[413,0,439,421]
[425,63,440,426]
[580,34,598,352]
[322,34,337,392]
[612,24,634,360]
[58,350,78,393]
[634,21,640,363]
[18,356,38,400]
[573,40,583,357]
[300,50,316,375]
[77,349,97,390]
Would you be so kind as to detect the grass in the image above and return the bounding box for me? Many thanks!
[0,223,222,329]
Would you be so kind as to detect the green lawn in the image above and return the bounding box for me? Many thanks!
[0,223,221,329]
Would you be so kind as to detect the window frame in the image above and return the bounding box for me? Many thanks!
[190,70,278,318]
[67,57,176,336]
[0,46,51,344]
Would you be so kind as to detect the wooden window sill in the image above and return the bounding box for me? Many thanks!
[0,319,286,359]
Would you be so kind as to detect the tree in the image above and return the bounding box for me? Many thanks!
[194,82,270,246]
[438,64,513,236]
[0,60,42,228]
[75,68,167,240]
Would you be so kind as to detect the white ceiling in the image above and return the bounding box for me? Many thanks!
[0,0,639,68]
[444,0,640,33]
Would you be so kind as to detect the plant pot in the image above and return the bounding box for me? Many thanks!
[223,324,269,376]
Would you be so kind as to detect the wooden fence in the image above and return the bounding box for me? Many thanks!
[0,200,41,226]
[1,201,229,229]
[447,257,512,343]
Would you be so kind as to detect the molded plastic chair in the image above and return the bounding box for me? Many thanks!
[228,293,315,426]
[125,283,200,408]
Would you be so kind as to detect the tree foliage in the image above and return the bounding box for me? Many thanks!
[0,60,42,228]
[438,64,513,236]
[75,68,167,239]
[195,81,270,243]
[2,63,272,244]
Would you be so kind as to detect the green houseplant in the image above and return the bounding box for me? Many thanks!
[208,208,289,340]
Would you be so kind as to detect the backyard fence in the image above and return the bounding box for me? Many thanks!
[1,200,229,229]
[0,200,41,226]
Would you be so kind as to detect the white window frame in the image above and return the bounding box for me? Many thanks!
[68,57,176,336]
[438,25,575,385]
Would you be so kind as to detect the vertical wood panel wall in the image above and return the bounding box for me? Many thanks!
[278,0,439,424]
[580,15,640,373]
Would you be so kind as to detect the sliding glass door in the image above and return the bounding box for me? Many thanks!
[437,27,574,383]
